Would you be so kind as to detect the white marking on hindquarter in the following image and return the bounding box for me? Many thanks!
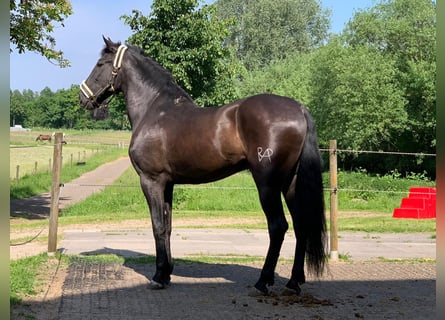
[257,147,273,163]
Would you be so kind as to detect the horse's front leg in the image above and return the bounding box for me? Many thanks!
[140,176,174,288]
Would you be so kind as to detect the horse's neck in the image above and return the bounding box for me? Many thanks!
[122,57,195,129]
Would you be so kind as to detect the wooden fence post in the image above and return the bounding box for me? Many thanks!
[48,133,63,255]
[329,140,339,261]
[15,165,20,185]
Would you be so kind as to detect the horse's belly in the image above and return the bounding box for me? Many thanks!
[166,142,246,182]
[171,159,247,184]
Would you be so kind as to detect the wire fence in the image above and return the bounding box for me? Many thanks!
[319,148,436,157]
[60,147,436,196]
[10,144,436,247]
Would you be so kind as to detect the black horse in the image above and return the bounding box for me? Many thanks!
[79,36,327,295]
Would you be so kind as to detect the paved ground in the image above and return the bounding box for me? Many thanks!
[10,157,437,319]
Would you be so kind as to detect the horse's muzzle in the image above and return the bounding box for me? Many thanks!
[79,92,94,110]
[79,91,106,110]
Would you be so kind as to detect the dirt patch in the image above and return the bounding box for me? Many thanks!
[256,292,334,307]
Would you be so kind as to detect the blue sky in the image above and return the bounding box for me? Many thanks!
[9,0,375,92]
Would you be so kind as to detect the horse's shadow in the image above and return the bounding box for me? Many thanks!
[49,247,436,319]
[77,247,285,288]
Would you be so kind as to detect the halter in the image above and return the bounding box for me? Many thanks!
[80,44,128,106]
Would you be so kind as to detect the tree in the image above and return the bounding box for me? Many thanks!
[308,39,407,153]
[10,90,27,127]
[343,0,436,156]
[56,85,83,129]
[236,52,312,104]
[10,0,72,67]
[121,0,242,106]
[214,0,330,70]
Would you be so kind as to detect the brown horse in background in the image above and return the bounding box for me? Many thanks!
[35,134,52,142]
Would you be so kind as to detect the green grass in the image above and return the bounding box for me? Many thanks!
[333,215,435,233]
[9,128,131,146]
[10,253,57,305]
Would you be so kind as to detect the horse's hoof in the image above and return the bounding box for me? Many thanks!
[248,286,268,297]
[285,280,302,295]
[149,279,167,290]
[254,282,270,295]
[151,272,171,288]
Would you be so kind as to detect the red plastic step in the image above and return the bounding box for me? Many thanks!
[393,207,422,219]
[393,187,436,219]
[409,187,435,198]
[401,197,426,209]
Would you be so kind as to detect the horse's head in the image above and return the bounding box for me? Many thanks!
[79,36,128,112]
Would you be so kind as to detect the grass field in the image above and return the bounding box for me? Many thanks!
[10,145,107,179]
[10,129,131,145]
[10,129,131,179]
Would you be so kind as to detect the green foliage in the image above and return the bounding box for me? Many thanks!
[236,53,313,104]
[336,169,434,212]
[342,0,436,171]
[10,0,72,67]
[122,0,242,106]
[10,89,26,127]
[215,0,330,70]
[308,39,407,151]
[9,85,129,130]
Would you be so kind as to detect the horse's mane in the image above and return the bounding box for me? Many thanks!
[102,42,193,102]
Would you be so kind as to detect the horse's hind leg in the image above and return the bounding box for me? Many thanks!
[283,174,306,295]
[253,177,289,294]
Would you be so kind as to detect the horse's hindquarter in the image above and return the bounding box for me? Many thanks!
[236,94,307,171]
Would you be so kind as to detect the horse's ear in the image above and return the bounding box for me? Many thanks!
[102,35,117,51]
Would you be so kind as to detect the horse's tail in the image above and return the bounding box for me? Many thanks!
[35,135,40,141]
[295,108,327,277]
